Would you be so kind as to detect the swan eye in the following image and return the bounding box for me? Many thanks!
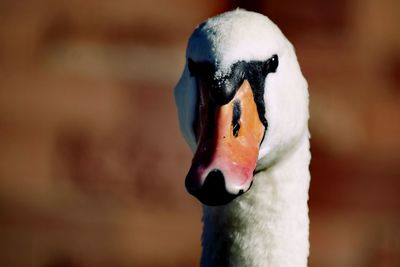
[262,54,279,75]
[269,54,279,73]
[232,101,241,137]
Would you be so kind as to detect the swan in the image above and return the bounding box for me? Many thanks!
[174,9,310,267]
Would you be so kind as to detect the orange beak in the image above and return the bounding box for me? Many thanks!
[185,80,265,205]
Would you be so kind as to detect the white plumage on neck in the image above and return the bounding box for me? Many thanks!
[201,133,310,267]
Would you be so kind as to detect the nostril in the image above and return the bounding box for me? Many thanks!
[232,100,241,137]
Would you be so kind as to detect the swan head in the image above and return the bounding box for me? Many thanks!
[175,9,309,206]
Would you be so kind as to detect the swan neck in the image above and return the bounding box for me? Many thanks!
[201,136,311,267]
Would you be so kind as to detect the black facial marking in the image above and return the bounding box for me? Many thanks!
[192,80,200,141]
[188,54,279,134]
[188,58,243,105]
[232,101,241,137]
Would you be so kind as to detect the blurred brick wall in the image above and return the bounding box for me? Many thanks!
[0,1,399,267]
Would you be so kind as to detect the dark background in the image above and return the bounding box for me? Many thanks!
[0,0,399,266]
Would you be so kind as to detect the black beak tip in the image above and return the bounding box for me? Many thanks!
[185,169,242,206]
